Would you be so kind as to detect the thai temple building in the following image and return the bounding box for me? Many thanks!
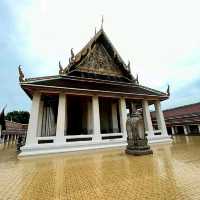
[19,27,171,156]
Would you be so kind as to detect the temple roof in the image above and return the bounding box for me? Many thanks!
[21,75,168,100]
[19,28,169,101]
[64,29,135,83]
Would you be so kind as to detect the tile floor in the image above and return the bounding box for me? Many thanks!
[0,136,200,200]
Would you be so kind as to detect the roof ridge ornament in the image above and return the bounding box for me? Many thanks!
[136,74,139,84]
[18,65,25,82]
[71,48,75,61]
[167,84,170,96]
[59,61,64,75]
[68,48,75,65]
[127,60,131,72]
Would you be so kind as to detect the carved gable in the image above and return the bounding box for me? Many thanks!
[76,42,123,76]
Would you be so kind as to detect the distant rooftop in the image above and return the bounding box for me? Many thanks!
[151,102,200,126]
[163,102,200,117]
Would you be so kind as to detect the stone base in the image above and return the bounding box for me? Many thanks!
[125,147,153,156]
[18,135,172,157]
[126,138,153,156]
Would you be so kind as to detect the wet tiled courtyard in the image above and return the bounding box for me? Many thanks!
[0,136,200,200]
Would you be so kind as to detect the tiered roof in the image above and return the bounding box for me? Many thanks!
[19,28,169,101]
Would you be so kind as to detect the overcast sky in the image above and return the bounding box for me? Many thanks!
[1,0,200,112]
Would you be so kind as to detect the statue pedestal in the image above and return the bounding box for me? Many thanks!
[125,139,153,156]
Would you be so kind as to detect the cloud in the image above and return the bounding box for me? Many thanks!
[1,0,200,111]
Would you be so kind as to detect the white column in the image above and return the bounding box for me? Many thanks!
[119,97,127,140]
[92,96,101,141]
[174,126,178,134]
[198,125,200,134]
[187,126,191,134]
[171,126,175,135]
[37,100,44,137]
[55,93,66,143]
[0,125,2,143]
[142,100,154,137]
[183,125,188,135]
[154,100,168,136]
[112,102,119,133]
[26,92,41,146]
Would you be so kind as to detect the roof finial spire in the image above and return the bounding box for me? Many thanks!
[95,27,97,35]
[101,15,104,29]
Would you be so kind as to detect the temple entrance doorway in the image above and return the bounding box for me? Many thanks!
[189,125,199,134]
[167,127,172,135]
[176,126,184,135]
[99,97,121,134]
[39,95,58,137]
[67,95,92,135]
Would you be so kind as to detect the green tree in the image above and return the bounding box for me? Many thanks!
[5,111,30,124]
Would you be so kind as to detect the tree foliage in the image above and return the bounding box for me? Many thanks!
[5,111,30,124]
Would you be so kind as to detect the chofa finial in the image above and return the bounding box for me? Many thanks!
[18,65,25,82]
[167,84,170,96]
[68,48,75,65]
[136,74,139,84]
[71,48,75,61]
[101,15,104,29]
[127,61,131,72]
[59,61,64,75]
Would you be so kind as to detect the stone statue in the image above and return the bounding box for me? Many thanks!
[125,103,153,155]
[126,104,141,144]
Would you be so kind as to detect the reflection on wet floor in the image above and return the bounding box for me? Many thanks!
[1,136,200,200]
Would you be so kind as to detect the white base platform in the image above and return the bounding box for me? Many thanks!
[19,135,172,157]
[148,135,172,144]
[19,139,127,157]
